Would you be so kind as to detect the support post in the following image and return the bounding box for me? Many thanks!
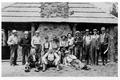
[31,23,35,37]
[72,24,77,37]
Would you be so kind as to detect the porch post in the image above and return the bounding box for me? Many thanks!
[73,24,77,37]
[31,23,35,37]
[109,26,115,63]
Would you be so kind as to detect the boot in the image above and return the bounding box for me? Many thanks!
[42,64,46,72]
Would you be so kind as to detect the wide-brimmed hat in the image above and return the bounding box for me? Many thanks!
[12,30,17,33]
[85,29,89,32]
[93,29,97,31]
[24,31,29,34]
[75,31,80,34]
[35,31,39,33]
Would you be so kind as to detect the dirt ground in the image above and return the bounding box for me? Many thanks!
[2,61,118,77]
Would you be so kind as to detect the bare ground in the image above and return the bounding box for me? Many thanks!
[2,61,118,77]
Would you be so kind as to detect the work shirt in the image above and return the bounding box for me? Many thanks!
[20,37,31,48]
[60,40,69,47]
[31,36,41,47]
[100,33,105,43]
[100,33,109,45]
[68,37,74,46]
[7,35,18,46]
[49,41,59,50]
[91,34,99,47]
[83,35,91,45]
[74,36,83,46]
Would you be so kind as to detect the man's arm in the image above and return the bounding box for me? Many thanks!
[31,37,36,48]
[7,36,13,46]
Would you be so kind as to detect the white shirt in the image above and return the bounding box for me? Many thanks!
[31,36,41,47]
[60,40,68,47]
[91,34,99,41]
[68,37,74,46]
[7,35,18,45]
[83,35,91,45]
[100,33,105,43]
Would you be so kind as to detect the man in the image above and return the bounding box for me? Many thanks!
[24,48,40,72]
[59,35,69,63]
[91,29,100,65]
[67,33,74,55]
[63,50,90,70]
[74,31,83,61]
[31,31,42,64]
[100,27,109,65]
[83,29,92,65]
[42,36,50,56]
[7,30,18,66]
[20,31,31,65]
[42,37,60,72]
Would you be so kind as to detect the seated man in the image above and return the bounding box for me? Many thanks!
[42,49,60,72]
[24,48,40,72]
[63,50,90,70]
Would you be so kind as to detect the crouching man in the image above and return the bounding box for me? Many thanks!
[42,36,60,72]
[42,49,60,72]
[24,48,40,72]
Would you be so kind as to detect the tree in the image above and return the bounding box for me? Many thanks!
[110,3,118,17]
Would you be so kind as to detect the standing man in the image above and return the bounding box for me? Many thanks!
[91,29,100,65]
[42,36,50,56]
[20,31,31,65]
[67,33,74,55]
[31,31,42,66]
[100,27,109,65]
[74,31,83,61]
[83,29,92,65]
[7,30,19,66]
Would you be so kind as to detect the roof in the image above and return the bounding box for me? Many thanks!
[2,2,118,24]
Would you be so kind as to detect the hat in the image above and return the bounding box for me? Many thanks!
[61,35,66,38]
[45,36,49,39]
[85,29,89,32]
[35,31,39,33]
[93,29,97,31]
[101,27,105,31]
[12,30,17,33]
[75,31,80,34]
[24,31,29,34]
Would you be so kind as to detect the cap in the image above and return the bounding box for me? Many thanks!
[61,35,66,38]
[12,30,17,33]
[35,31,39,33]
[75,31,80,34]
[101,27,105,31]
[24,31,29,34]
[85,29,89,32]
[45,36,49,39]
[93,29,97,31]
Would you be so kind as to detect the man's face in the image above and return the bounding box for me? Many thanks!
[86,32,89,35]
[24,34,28,38]
[35,33,39,37]
[45,38,48,42]
[68,34,72,38]
[13,32,17,36]
[93,31,97,34]
[62,36,65,40]
[101,30,105,34]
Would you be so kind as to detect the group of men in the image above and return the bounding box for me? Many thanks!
[7,27,109,72]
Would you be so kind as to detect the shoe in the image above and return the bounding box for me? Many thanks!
[42,69,46,72]
[35,69,39,72]
[25,69,30,72]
